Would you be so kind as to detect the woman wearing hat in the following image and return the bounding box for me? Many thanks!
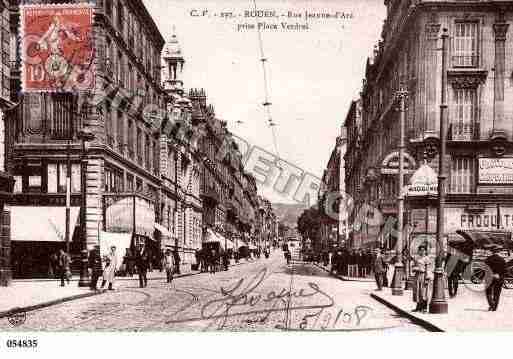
[101,246,117,291]
[411,244,434,312]
[164,249,175,284]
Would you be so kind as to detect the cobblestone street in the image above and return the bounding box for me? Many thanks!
[0,252,425,332]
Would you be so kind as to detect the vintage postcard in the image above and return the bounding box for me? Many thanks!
[1,0,513,356]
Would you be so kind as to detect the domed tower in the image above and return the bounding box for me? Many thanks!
[162,29,185,96]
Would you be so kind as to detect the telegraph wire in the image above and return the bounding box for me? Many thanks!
[252,0,280,158]
[251,0,295,330]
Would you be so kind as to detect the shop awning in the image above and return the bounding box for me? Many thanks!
[205,228,234,250]
[154,222,172,237]
[99,231,133,270]
[450,230,513,255]
[10,206,80,242]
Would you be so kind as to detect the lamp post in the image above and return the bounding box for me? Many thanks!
[65,139,71,254]
[391,81,408,296]
[77,129,96,288]
[429,28,449,314]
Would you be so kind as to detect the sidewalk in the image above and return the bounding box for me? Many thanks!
[0,259,253,318]
[314,262,375,282]
[371,283,513,331]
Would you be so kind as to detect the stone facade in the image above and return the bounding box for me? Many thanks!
[345,0,513,250]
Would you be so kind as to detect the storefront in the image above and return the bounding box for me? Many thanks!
[103,193,159,267]
[9,206,81,279]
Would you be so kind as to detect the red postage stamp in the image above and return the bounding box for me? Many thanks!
[20,3,95,92]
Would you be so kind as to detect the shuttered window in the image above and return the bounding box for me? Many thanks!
[453,22,479,67]
[452,88,477,140]
[450,157,475,193]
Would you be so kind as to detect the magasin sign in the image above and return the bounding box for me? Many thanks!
[479,158,513,184]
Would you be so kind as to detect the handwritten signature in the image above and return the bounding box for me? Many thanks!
[164,268,375,330]
[199,268,334,328]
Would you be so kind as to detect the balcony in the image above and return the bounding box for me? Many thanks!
[450,122,478,141]
[452,55,479,68]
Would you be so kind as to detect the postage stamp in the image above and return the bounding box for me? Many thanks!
[20,3,95,92]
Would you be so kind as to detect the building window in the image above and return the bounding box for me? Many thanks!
[145,134,151,170]
[136,178,143,192]
[117,0,124,32]
[104,165,124,193]
[116,110,124,153]
[117,51,124,86]
[452,88,477,140]
[136,128,142,165]
[0,8,10,99]
[47,163,81,194]
[153,140,159,175]
[105,0,113,18]
[453,22,479,67]
[450,157,475,194]
[127,119,134,159]
[50,94,74,139]
[126,173,134,192]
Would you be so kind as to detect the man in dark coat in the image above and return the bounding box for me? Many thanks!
[57,249,71,287]
[373,249,386,291]
[173,249,181,275]
[485,245,507,311]
[89,245,103,290]
[330,250,339,274]
[135,243,150,288]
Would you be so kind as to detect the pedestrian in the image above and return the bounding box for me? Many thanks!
[373,249,386,291]
[127,248,135,277]
[57,249,71,287]
[164,249,175,284]
[330,250,339,274]
[173,249,181,275]
[135,243,150,288]
[222,251,229,271]
[284,250,291,265]
[445,250,470,298]
[89,245,103,290]
[411,244,433,313]
[48,252,58,278]
[484,244,507,311]
[101,246,117,291]
[209,249,216,274]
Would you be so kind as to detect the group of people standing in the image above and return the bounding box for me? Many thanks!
[86,243,183,291]
[195,248,230,274]
[329,249,375,278]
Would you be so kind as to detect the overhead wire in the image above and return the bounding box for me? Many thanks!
[252,0,295,331]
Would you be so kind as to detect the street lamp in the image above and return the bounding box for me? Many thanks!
[77,129,96,288]
[391,81,408,296]
[429,28,449,314]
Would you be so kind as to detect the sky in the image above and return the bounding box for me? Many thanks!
[143,0,386,203]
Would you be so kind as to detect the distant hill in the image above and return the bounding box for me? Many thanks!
[272,202,309,228]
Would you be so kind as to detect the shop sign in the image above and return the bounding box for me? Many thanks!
[381,151,416,175]
[445,206,513,232]
[20,3,95,92]
[407,164,438,196]
[478,158,513,184]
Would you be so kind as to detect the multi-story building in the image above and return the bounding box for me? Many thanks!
[7,0,165,278]
[346,0,513,250]
[317,127,348,252]
[0,0,14,286]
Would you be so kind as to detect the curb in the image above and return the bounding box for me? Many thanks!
[12,260,252,284]
[370,293,444,332]
[1,259,254,318]
[313,263,374,283]
[0,290,105,320]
